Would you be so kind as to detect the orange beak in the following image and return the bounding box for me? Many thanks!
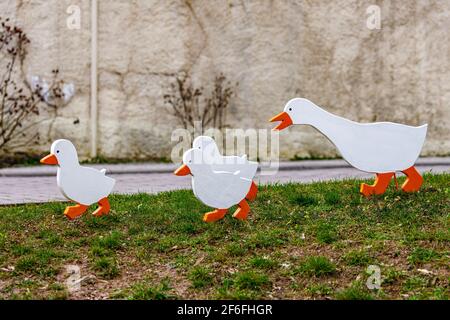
[40,153,58,165]
[270,111,293,131]
[174,164,191,176]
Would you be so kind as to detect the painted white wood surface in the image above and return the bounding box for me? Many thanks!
[277,98,427,173]
[184,136,258,209]
[50,139,115,205]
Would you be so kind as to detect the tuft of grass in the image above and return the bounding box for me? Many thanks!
[37,229,62,246]
[225,243,247,257]
[15,249,60,276]
[315,222,338,244]
[233,271,270,291]
[90,245,109,257]
[335,282,374,300]
[247,229,286,249]
[215,271,271,299]
[47,283,68,300]
[11,244,33,256]
[154,237,178,253]
[407,247,441,265]
[402,276,429,292]
[289,194,318,206]
[15,256,38,272]
[324,190,341,205]
[344,250,372,266]
[188,267,214,289]
[119,280,176,300]
[93,257,119,279]
[93,231,123,250]
[306,283,333,296]
[249,256,278,269]
[297,256,336,277]
[0,232,6,248]
[382,268,408,285]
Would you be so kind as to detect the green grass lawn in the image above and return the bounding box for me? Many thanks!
[0,173,448,300]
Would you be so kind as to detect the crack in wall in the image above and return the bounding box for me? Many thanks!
[183,0,209,75]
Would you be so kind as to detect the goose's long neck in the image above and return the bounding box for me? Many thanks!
[304,103,354,140]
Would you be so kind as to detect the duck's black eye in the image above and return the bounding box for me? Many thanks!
[289,108,292,111]
[56,150,60,153]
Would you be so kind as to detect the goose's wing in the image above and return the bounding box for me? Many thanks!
[211,159,258,180]
[210,155,250,172]
[212,169,240,176]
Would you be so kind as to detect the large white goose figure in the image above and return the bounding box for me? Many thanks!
[270,98,427,196]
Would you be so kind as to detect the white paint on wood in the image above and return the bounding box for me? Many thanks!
[51,139,115,205]
[184,136,258,209]
[279,98,427,173]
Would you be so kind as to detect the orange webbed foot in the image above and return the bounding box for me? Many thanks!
[203,209,228,222]
[360,172,394,197]
[64,203,88,220]
[92,197,111,217]
[233,199,250,220]
[401,166,423,193]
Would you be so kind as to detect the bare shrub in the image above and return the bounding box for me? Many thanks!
[0,17,72,152]
[164,72,237,130]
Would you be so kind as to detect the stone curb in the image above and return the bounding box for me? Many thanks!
[0,157,448,177]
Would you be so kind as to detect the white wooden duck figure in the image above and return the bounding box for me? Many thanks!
[40,139,116,219]
[270,98,427,196]
[174,136,258,222]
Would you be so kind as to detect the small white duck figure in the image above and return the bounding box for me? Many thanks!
[174,136,258,222]
[270,98,427,196]
[40,139,116,219]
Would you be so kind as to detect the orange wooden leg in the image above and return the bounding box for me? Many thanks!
[401,166,423,192]
[203,209,228,222]
[245,181,258,201]
[360,172,394,197]
[64,203,88,220]
[233,199,250,220]
[92,197,111,217]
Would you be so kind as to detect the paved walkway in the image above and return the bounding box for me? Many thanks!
[0,158,448,205]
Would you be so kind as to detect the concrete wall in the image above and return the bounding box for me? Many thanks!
[1,0,449,160]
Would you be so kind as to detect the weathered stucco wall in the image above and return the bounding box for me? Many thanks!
[1,0,449,160]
